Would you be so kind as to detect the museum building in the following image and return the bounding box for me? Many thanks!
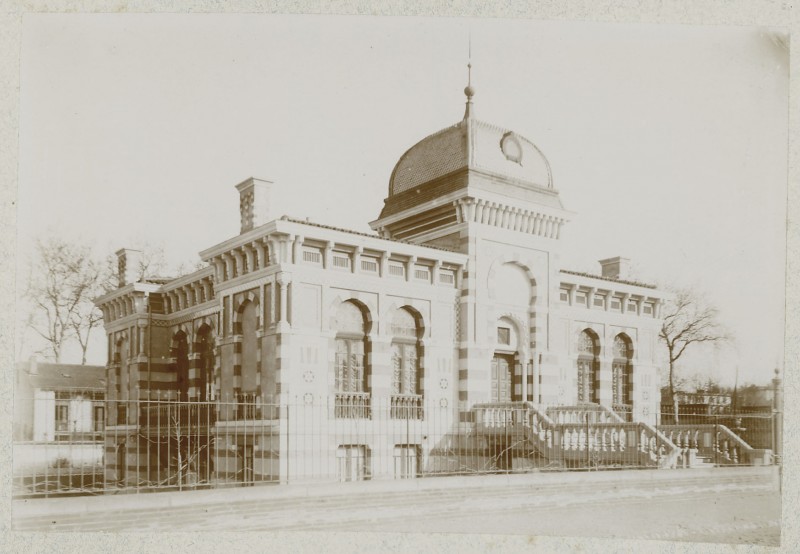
[95,82,669,485]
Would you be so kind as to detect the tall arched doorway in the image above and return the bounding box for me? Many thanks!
[492,319,520,403]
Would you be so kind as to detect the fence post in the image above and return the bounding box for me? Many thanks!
[772,368,782,465]
[585,413,590,469]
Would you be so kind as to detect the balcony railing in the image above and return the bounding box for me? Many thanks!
[335,392,371,419]
[612,403,633,422]
[390,394,424,420]
[235,393,262,420]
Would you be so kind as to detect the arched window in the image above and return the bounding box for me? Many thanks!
[390,308,424,419]
[196,325,215,402]
[390,308,421,396]
[172,331,189,402]
[333,301,371,418]
[239,301,258,392]
[576,330,599,403]
[612,334,633,409]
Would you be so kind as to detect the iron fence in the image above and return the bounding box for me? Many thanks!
[12,396,779,498]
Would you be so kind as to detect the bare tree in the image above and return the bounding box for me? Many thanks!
[24,237,103,363]
[659,289,729,416]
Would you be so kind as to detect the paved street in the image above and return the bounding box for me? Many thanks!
[11,468,781,547]
[350,489,780,546]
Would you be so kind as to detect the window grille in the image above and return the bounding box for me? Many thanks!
[414,268,430,281]
[303,249,322,264]
[388,264,405,277]
[336,445,369,482]
[393,445,419,479]
[333,255,351,269]
[55,404,69,432]
[627,301,638,312]
[560,289,569,302]
[575,293,587,306]
[361,259,378,272]
[643,304,653,315]
[593,296,605,307]
[611,298,622,311]
[236,391,259,420]
[439,271,455,285]
[93,406,105,432]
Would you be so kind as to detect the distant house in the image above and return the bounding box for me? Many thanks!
[674,391,732,416]
[14,358,106,442]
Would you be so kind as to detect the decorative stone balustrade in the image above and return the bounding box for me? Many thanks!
[390,394,424,420]
[474,401,679,469]
[660,424,754,466]
[612,403,633,422]
[546,404,624,425]
[334,392,372,420]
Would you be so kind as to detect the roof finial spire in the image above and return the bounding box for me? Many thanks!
[463,33,475,119]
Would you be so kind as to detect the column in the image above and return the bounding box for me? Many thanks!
[254,240,267,269]
[277,274,290,325]
[244,244,255,273]
[233,249,244,277]
[379,252,389,277]
[292,235,303,265]
[223,253,234,281]
[323,242,333,269]
[405,256,416,282]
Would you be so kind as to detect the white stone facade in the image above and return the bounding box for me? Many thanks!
[96,90,667,483]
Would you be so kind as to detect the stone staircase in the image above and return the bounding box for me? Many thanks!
[474,402,681,470]
[659,423,768,467]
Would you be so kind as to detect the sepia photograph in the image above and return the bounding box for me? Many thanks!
[6,8,791,551]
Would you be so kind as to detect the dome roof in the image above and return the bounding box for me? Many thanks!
[388,116,553,197]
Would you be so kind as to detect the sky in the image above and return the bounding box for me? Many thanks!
[16,14,788,386]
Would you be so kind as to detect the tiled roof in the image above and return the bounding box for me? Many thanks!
[18,362,106,390]
[391,121,468,194]
[379,173,466,218]
[388,117,553,200]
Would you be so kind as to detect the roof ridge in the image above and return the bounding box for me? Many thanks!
[559,268,657,290]
[280,216,456,252]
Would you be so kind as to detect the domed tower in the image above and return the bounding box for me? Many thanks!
[369,73,569,251]
[371,71,573,409]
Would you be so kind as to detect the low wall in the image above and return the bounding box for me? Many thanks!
[13,442,104,473]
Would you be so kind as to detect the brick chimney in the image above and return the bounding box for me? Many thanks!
[236,177,274,234]
[116,248,143,287]
[598,256,630,280]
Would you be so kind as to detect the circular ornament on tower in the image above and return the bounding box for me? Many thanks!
[500,132,523,165]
